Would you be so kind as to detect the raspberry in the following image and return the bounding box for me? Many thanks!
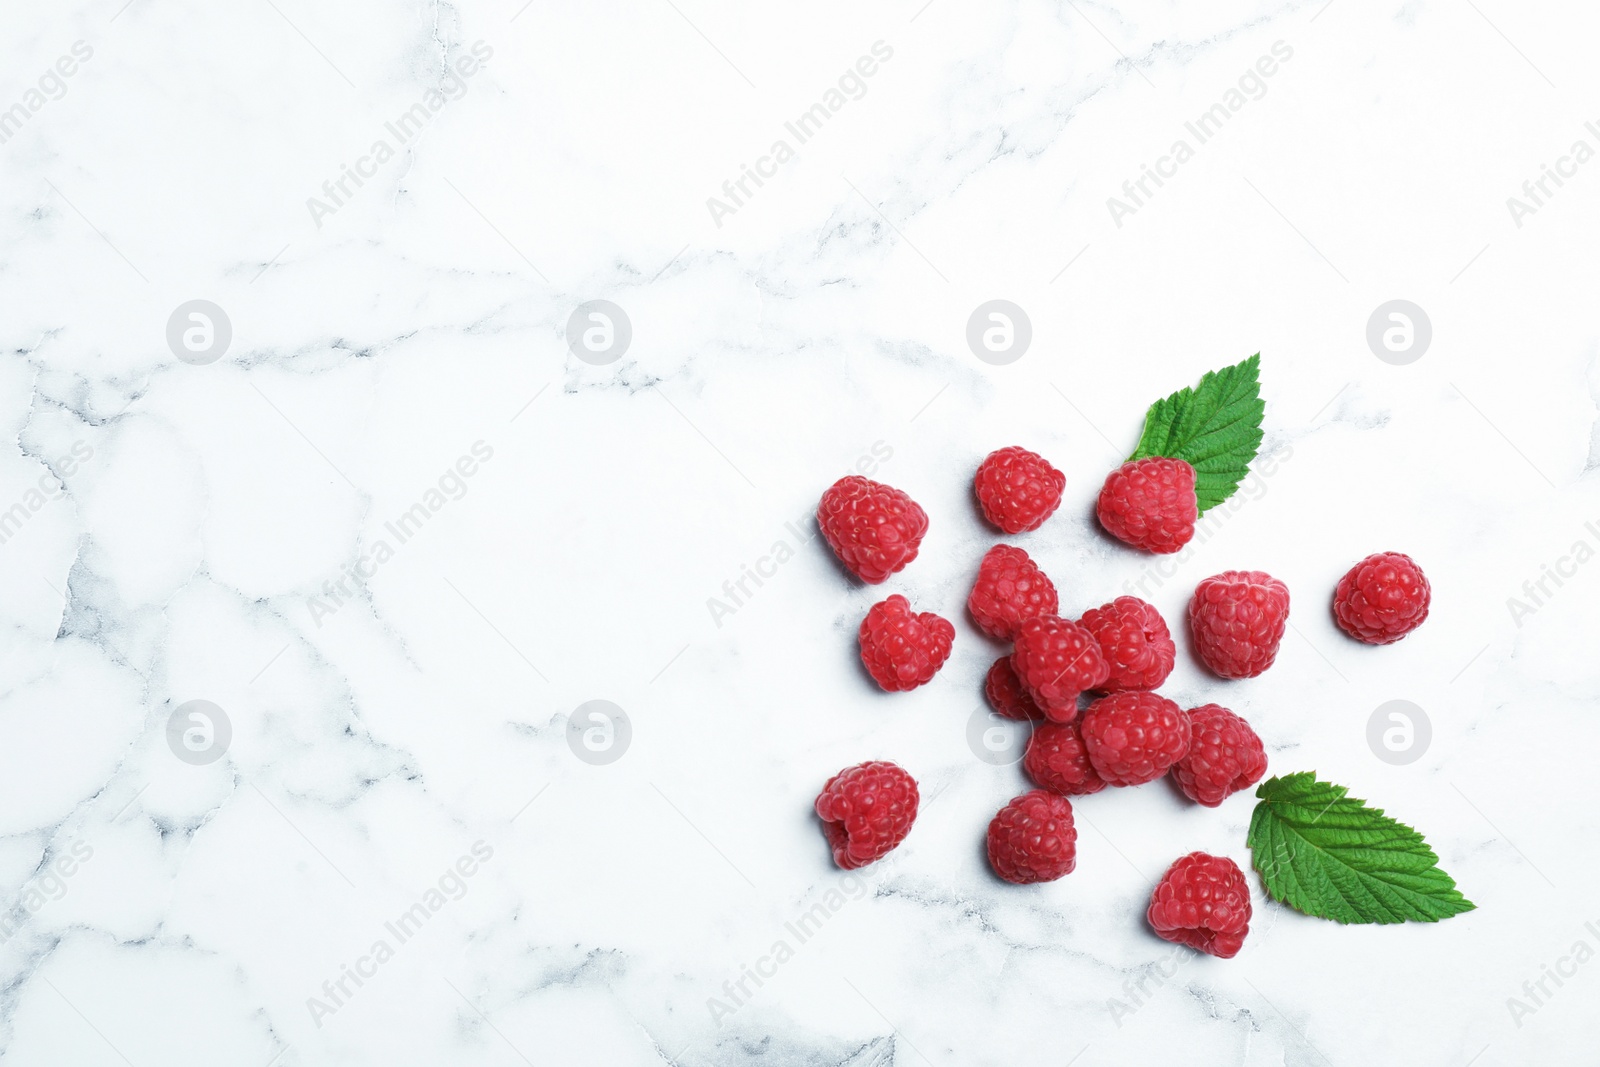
[1079,691,1190,787]
[1171,704,1267,807]
[1096,457,1198,554]
[984,656,1045,721]
[1146,852,1252,959]
[987,790,1077,884]
[968,544,1059,640]
[817,475,929,584]
[1023,721,1106,796]
[815,761,919,869]
[1010,616,1110,722]
[1077,596,1176,692]
[858,595,954,692]
[1333,551,1431,645]
[1188,570,1291,679]
[974,446,1066,534]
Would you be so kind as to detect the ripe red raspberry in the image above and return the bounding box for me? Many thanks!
[1080,691,1190,787]
[1010,615,1110,722]
[1077,596,1176,692]
[1333,551,1431,645]
[1146,852,1252,959]
[1096,457,1198,554]
[968,544,1059,640]
[815,761,919,869]
[859,595,954,692]
[987,790,1077,884]
[984,656,1045,721]
[1189,570,1290,679]
[974,446,1066,534]
[1023,721,1106,796]
[817,475,929,584]
[1171,704,1267,807]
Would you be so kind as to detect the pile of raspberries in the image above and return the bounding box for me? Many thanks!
[811,447,1431,959]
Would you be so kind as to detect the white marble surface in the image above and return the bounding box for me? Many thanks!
[2,0,1597,1063]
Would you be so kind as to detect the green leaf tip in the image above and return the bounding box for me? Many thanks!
[1128,354,1265,515]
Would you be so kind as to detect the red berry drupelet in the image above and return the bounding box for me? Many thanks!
[1333,551,1431,645]
[987,790,1078,884]
[1080,692,1191,787]
[985,656,1045,721]
[968,544,1060,640]
[1096,457,1199,554]
[1147,852,1252,959]
[817,475,929,584]
[859,595,954,692]
[1172,704,1268,807]
[974,446,1067,534]
[1023,721,1106,796]
[1189,570,1291,679]
[1010,615,1110,722]
[1077,596,1176,693]
[815,761,919,869]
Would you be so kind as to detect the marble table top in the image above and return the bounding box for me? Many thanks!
[1,0,1594,1063]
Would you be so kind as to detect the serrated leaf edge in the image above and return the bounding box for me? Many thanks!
[1248,773,1477,925]
[1127,355,1264,514]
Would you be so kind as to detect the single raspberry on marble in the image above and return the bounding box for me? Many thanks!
[985,656,1045,721]
[1333,551,1431,645]
[1171,704,1267,807]
[815,761,919,869]
[968,544,1059,640]
[1023,721,1106,796]
[1096,457,1198,554]
[987,790,1077,884]
[1077,596,1176,693]
[1147,852,1252,959]
[1189,570,1291,679]
[817,475,929,584]
[1010,615,1110,722]
[859,595,954,692]
[974,446,1067,534]
[1079,691,1191,787]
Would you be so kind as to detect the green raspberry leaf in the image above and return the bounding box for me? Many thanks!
[1128,354,1264,514]
[1247,772,1476,925]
